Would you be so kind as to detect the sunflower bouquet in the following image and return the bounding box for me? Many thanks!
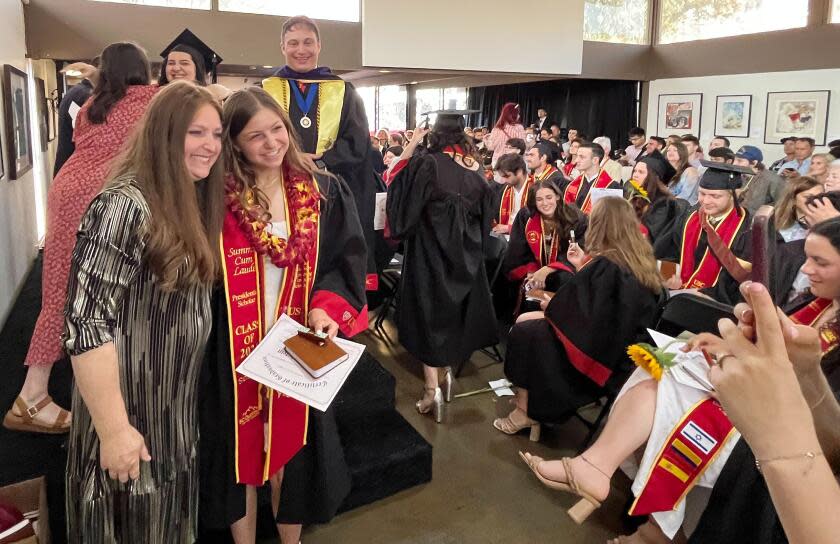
[626,342,677,381]
[626,179,650,202]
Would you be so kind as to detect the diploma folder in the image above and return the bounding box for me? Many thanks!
[283,332,349,378]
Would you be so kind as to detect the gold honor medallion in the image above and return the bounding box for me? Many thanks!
[300,115,312,129]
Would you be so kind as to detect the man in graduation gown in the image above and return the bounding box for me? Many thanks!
[563,143,621,214]
[525,140,563,186]
[263,15,379,290]
[491,153,533,235]
[654,161,754,305]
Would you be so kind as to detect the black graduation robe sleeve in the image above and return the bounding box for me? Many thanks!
[502,208,539,281]
[653,205,693,261]
[645,198,689,246]
[386,154,435,239]
[544,257,661,390]
[310,174,369,337]
[321,83,370,174]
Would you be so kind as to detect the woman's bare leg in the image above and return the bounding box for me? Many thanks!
[536,379,658,501]
[14,364,65,423]
[270,468,303,544]
[230,485,257,544]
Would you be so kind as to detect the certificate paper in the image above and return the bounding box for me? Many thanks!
[236,314,366,412]
[373,192,387,231]
[589,188,624,204]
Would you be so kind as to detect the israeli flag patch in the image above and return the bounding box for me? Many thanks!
[681,421,717,455]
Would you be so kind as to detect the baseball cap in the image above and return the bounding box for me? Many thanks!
[735,145,763,163]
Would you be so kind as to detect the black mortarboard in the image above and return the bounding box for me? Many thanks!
[638,156,667,180]
[161,29,222,83]
[698,160,753,190]
[422,109,480,132]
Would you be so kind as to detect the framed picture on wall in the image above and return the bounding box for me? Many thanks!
[34,78,48,153]
[0,129,5,181]
[656,93,703,137]
[714,95,751,138]
[2,64,33,180]
[764,90,831,146]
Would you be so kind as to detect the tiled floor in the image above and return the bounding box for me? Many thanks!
[288,319,635,544]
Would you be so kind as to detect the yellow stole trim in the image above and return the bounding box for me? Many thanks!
[262,77,346,155]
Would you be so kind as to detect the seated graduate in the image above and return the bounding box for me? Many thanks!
[502,179,587,294]
[387,109,498,424]
[526,140,565,187]
[491,153,534,236]
[563,143,621,214]
[561,137,584,181]
[494,197,663,438]
[655,161,754,305]
[775,176,822,242]
[517,219,840,541]
[625,156,688,244]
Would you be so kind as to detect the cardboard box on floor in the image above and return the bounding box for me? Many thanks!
[0,477,49,543]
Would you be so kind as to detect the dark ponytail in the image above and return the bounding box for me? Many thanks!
[87,42,150,125]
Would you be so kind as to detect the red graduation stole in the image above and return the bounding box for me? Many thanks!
[630,398,737,516]
[563,170,613,214]
[563,162,575,178]
[790,298,837,353]
[679,208,746,289]
[525,214,559,267]
[219,182,320,486]
[498,178,534,226]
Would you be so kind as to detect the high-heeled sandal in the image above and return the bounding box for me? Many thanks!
[518,452,609,524]
[3,395,71,434]
[493,408,541,441]
[416,386,444,423]
[441,367,454,403]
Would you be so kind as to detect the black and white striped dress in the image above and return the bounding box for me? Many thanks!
[63,177,212,543]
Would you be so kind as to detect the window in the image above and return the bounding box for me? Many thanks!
[415,89,443,127]
[357,86,376,132]
[659,0,808,44]
[584,0,649,44]
[219,0,360,22]
[377,86,407,132]
[833,0,840,22]
[415,87,468,127]
[90,0,210,8]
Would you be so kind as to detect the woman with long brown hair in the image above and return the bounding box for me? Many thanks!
[625,156,687,244]
[502,179,587,295]
[494,198,663,440]
[198,87,367,543]
[776,176,822,242]
[665,141,700,205]
[64,81,224,542]
[5,42,156,435]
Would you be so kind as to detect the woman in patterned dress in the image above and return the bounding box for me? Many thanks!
[64,81,225,543]
[3,43,158,434]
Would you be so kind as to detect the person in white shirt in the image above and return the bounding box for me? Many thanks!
[622,127,646,166]
[781,137,815,178]
[492,153,531,235]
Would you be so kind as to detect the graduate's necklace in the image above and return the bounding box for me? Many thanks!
[291,80,319,129]
[225,172,320,268]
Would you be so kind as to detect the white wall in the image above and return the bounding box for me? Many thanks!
[646,68,840,160]
[0,2,53,326]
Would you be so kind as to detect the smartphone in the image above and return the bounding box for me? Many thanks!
[570,229,576,245]
[751,205,776,301]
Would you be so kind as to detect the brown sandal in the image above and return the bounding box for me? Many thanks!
[3,395,71,434]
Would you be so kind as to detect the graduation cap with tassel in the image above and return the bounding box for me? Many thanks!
[160,29,223,84]
[419,109,480,132]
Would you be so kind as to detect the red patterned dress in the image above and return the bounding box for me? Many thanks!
[24,85,158,366]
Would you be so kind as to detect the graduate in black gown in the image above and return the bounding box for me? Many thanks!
[625,156,689,244]
[654,161,754,305]
[262,15,380,291]
[502,179,588,296]
[387,111,498,423]
[495,197,663,436]
[198,88,367,543]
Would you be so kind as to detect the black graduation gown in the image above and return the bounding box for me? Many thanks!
[653,206,752,306]
[504,257,661,422]
[198,174,367,530]
[502,207,588,291]
[387,152,499,367]
[572,174,621,209]
[270,67,378,278]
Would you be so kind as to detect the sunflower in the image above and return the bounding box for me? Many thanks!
[627,342,676,381]
[627,180,650,202]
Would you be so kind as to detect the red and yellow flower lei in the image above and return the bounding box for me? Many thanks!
[225,170,320,268]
